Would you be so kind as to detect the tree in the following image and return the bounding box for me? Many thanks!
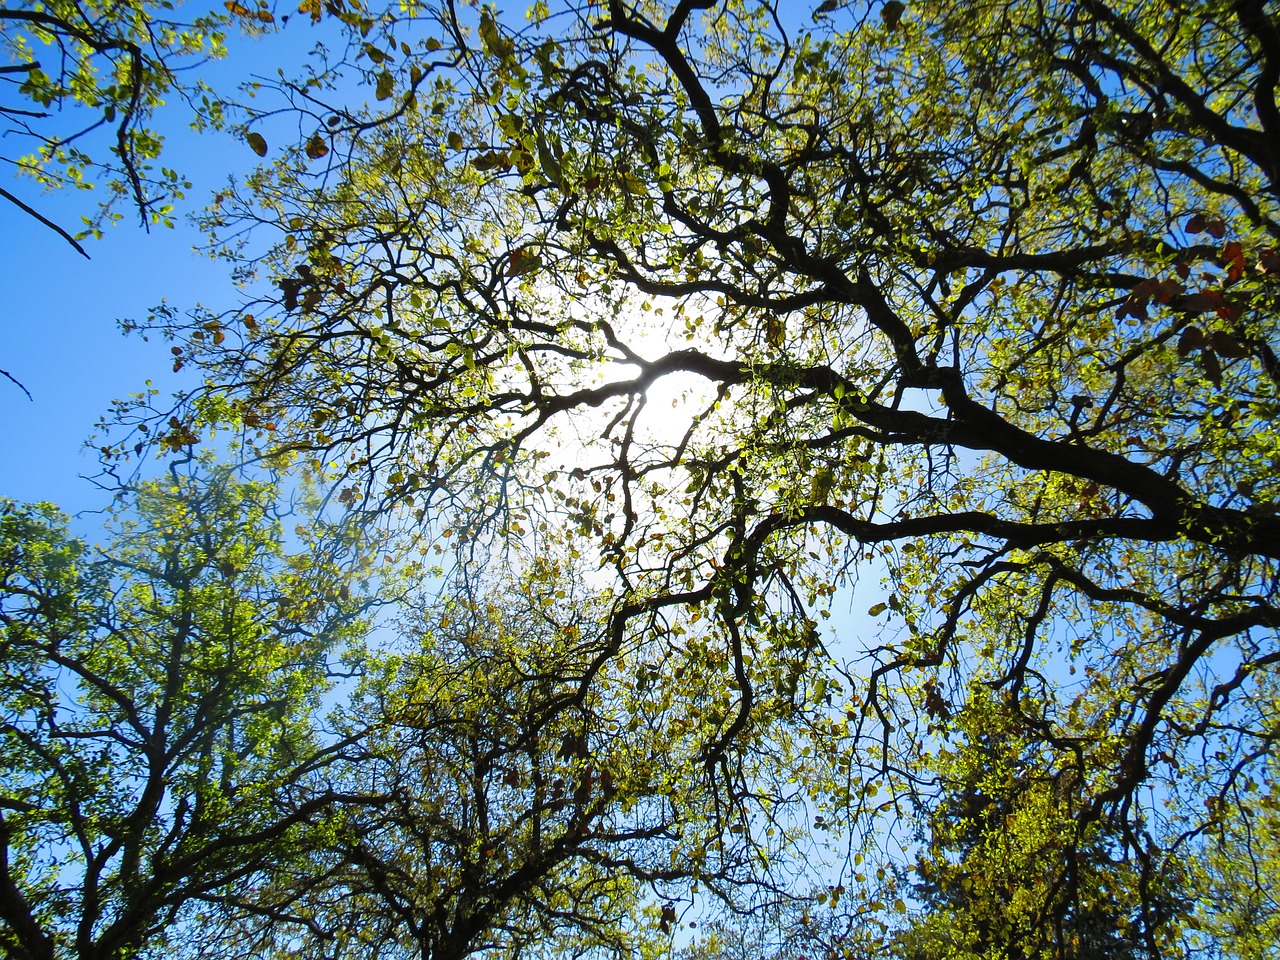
[1183,784,1280,960]
[133,0,1279,951]
[0,465,372,960]
[191,557,819,960]
[0,0,279,254]
[1165,688,1280,960]
[897,687,1163,960]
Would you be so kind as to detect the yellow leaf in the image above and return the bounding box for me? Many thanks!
[305,134,328,160]
[375,71,394,101]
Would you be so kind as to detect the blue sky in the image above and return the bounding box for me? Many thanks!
[1,155,220,518]
[0,23,329,521]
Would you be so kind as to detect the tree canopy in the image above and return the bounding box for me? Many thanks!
[6,0,1280,957]
[0,0,284,252]
[0,466,372,960]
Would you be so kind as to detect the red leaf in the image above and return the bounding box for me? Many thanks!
[1205,218,1227,239]
[1214,299,1242,321]
[1221,240,1245,284]
[1186,213,1207,234]
[1155,278,1182,303]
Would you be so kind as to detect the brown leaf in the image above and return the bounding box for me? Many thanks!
[1200,349,1222,386]
[305,133,329,160]
[1179,289,1226,316]
[1177,326,1205,356]
[1155,277,1182,303]
[1208,330,1248,358]
[246,131,268,157]
[1214,298,1242,321]
[881,0,906,29]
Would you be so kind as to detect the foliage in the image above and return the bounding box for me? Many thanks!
[0,465,370,960]
[1172,709,1280,960]
[94,0,1280,954]
[189,555,832,960]
[898,688,1162,960]
[0,0,277,252]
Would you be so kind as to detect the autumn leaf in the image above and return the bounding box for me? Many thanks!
[506,248,544,278]
[246,131,268,157]
[1207,330,1247,358]
[1200,349,1222,385]
[1221,241,1246,284]
[1177,326,1205,356]
[1179,289,1227,316]
[305,134,329,160]
[375,71,395,101]
[478,10,515,59]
